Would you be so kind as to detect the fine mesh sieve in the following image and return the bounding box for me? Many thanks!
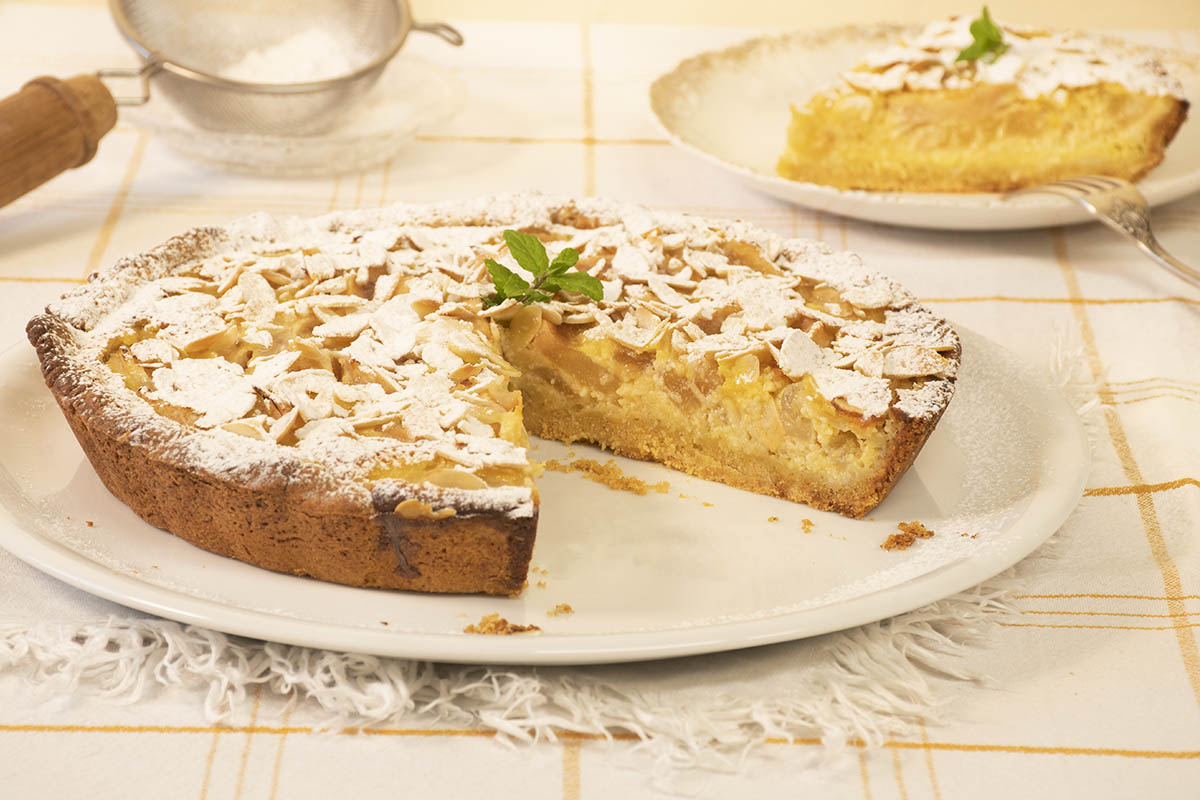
[105,0,463,136]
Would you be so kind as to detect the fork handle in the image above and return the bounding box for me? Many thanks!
[1092,214,1200,290]
[1135,237,1200,290]
[0,74,118,209]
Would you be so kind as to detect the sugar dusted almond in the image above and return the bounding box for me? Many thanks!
[776,329,826,379]
[883,344,952,378]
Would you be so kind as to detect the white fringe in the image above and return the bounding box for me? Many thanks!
[0,570,1026,772]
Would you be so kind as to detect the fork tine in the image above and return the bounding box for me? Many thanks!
[1074,176,1119,193]
[1049,179,1092,194]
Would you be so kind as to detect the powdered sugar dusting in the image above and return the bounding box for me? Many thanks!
[38,193,959,518]
[843,15,1186,99]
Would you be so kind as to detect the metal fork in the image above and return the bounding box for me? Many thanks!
[1010,175,1200,290]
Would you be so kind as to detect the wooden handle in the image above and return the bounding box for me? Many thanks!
[0,74,118,209]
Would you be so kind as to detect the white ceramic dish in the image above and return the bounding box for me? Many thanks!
[0,327,1087,665]
[649,25,1200,231]
[123,54,463,177]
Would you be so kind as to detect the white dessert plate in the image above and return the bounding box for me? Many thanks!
[122,53,464,177]
[649,25,1200,231]
[0,327,1088,665]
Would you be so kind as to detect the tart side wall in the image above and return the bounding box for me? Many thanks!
[27,314,535,597]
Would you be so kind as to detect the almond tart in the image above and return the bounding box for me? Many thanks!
[777,16,1189,193]
[27,194,959,596]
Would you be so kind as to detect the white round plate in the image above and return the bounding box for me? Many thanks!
[123,54,464,177]
[0,328,1087,665]
[649,25,1200,231]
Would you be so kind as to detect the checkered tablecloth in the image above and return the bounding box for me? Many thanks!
[1,3,1199,797]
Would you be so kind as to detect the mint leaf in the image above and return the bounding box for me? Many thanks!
[547,247,580,276]
[552,270,604,302]
[483,258,530,307]
[482,231,603,309]
[956,6,1008,63]
[503,229,549,276]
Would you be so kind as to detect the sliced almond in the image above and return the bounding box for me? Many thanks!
[882,345,952,378]
[775,329,827,379]
[507,304,543,349]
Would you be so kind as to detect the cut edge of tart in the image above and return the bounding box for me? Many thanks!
[27,193,960,596]
[776,15,1190,193]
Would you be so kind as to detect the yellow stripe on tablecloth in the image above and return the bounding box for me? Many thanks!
[858,751,874,799]
[1104,392,1200,406]
[876,741,1200,759]
[379,158,394,206]
[1021,609,1200,619]
[1108,377,1200,390]
[1002,622,1200,631]
[562,739,581,800]
[890,747,910,800]
[1084,478,1200,497]
[232,686,262,800]
[1053,228,1200,711]
[198,729,221,800]
[0,276,85,284]
[327,174,343,213]
[581,22,596,197]
[84,130,149,278]
[919,723,944,800]
[6,723,1200,759]
[267,706,293,800]
[1017,593,1200,601]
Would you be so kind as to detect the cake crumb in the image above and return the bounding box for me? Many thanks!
[882,520,935,551]
[768,516,780,523]
[463,613,542,635]
[380,621,389,626]
[547,603,574,617]
[536,580,547,588]
[543,458,669,495]
[701,501,714,508]
[85,520,94,527]
[801,518,814,533]
[960,532,979,539]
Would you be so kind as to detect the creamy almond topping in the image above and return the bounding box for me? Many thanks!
[53,194,957,511]
[838,16,1185,99]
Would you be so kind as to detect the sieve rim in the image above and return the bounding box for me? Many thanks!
[107,0,414,94]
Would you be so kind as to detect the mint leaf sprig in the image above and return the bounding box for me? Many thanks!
[956,6,1009,64]
[482,229,604,309]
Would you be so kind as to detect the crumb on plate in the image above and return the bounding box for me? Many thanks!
[464,613,542,635]
[882,520,935,551]
[542,457,669,495]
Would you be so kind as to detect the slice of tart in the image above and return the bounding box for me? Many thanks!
[776,13,1189,193]
[27,194,959,595]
